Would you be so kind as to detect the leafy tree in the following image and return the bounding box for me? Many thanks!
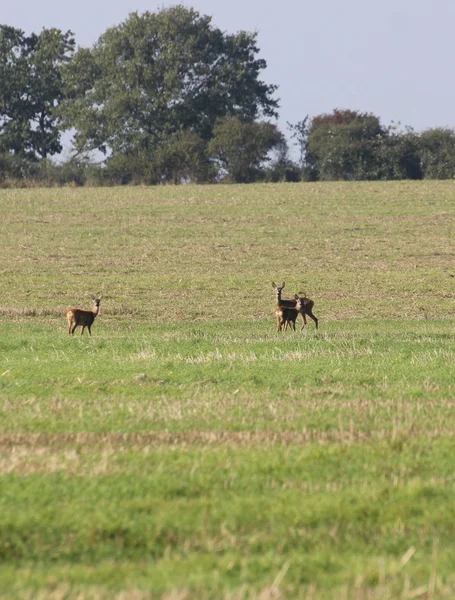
[105,130,211,184]
[304,109,387,181]
[208,116,282,183]
[374,125,422,180]
[0,25,75,159]
[293,110,425,181]
[419,128,455,179]
[0,26,28,156]
[62,5,279,165]
[149,130,212,184]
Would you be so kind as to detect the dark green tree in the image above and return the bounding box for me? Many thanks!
[61,5,279,165]
[419,128,455,179]
[0,26,28,157]
[374,125,422,180]
[0,25,75,159]
[105,129,211,184]
[304,109,387,181]
[208,116,282,183]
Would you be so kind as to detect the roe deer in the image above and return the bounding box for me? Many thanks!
[272,281,301,332]
[66,294,102,335]
[272,281,318,330]
[276,295,303,332]
[295,291,318,330]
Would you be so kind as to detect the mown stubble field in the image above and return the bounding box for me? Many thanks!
[0,181,454,599]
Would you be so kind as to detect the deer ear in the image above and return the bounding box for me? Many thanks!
[89,294,95,300]
[294,294,299,299]
[98,294,103,300]
[272,282,276,288]
[282,281,285,288]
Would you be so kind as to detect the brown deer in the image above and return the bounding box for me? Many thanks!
[272,281,318,330]
[276,295,303,332]
[295,291,319,330]
[66,294,102,335]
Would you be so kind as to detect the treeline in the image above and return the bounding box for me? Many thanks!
[1,6,455,186]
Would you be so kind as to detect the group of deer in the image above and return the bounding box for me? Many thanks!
[272,281,318,332]
[65,283,317,336]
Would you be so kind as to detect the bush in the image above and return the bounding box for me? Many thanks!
[420,128,455,179]
[263,159,301,182]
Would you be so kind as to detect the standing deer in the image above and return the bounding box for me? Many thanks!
[272,281,318,330]
[66,294,102,335]
[276,295,304,332]
[295,291,319,330]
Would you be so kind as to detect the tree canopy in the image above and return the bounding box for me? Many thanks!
[419,128,455,180]
[304,109,387,181]
[0,25,75,160]
[289,109,446,182]
[61,5,279,160]
[209,116,282,183]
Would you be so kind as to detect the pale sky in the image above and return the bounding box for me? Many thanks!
[3,0,455,155]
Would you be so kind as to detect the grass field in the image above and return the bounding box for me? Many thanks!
[0,181,454,599]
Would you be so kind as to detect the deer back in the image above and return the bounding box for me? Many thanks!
[66,308,96,326]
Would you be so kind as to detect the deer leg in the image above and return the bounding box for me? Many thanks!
[80,326,85,335]
[71,324,77,334]
[283,310,290,331]
[300,313,308,330]
[308,311,319,329]
[276,315,281,332]
[88,326,92,336]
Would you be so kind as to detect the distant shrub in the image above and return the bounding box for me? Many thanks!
[419,128,455,179]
